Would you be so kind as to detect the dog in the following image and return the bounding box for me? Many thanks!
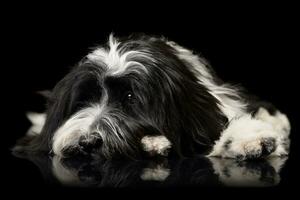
[14,34,291,160]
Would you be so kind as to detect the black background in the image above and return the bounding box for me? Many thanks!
[2,2,299,198]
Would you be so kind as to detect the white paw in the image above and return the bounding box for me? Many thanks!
[141,135,172,156]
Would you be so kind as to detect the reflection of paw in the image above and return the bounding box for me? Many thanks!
[140,164,170,181]
[208,157,287,187]
[141,136,171,156]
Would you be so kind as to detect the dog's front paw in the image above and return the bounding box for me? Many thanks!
[141,135,172,157]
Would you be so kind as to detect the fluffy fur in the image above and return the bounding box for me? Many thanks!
[14,34,291,160]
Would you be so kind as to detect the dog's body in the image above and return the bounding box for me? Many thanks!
[14,34,291,160]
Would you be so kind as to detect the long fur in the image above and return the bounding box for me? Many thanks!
[13,33,291,160]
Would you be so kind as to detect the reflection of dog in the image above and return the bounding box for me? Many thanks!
[14,34,290,160]
[12,153,287,187]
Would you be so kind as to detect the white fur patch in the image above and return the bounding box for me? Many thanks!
[167,41,291,159]
[255,108,291,156]
[26,112,46,136]
[141,135,172,156]
[167,41,247,120]
[87,34,152,76]
[52,105,103,156]
[208,108,290,158]
[256,108,291,136]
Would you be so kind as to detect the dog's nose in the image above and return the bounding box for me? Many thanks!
[92,133,103,147]
[78,133,103,153]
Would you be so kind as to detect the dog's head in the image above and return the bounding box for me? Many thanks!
[22,34,227,159]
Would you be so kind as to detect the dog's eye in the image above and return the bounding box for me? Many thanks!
[126,92,133,100]
[125,92,135,104]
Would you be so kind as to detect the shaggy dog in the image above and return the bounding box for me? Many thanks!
[14,34,291,160]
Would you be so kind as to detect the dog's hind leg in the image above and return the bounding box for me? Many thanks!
[208,108,290,160]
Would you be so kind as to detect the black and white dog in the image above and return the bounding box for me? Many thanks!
[14,34,291,160]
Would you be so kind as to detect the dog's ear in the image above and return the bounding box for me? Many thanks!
[36,90,57,105]
[37,90,52,99]
[13,74,78,155]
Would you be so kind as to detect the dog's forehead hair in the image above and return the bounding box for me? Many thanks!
[87,34,156,77]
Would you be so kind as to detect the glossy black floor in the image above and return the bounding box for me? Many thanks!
[2,3,299,197]
[11,149,290,188]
